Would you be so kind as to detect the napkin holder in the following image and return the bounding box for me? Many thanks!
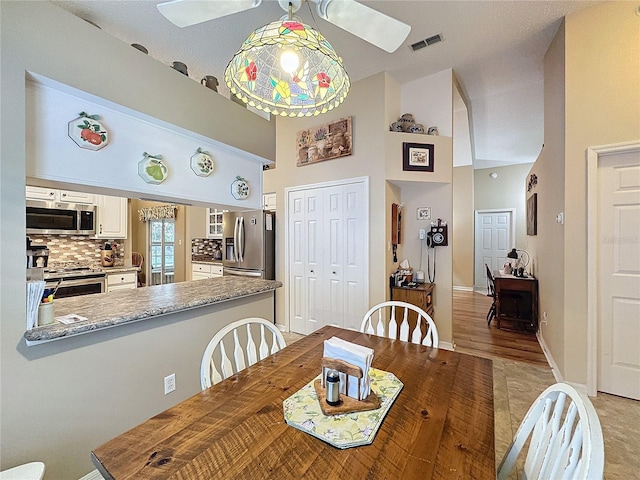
[313,357,380,416]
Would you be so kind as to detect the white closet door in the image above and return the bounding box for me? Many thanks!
[289,190,306,333]
[324,186,344,328]
[342,182,367,330]
[288,179,368,335]
[305,190,325,334]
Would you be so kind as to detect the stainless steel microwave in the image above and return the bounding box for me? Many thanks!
[26,200,96,235]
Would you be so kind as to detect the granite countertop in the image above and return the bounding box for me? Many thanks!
[24,277,281,345]
[101,266,141,274]
[191,255,222,264]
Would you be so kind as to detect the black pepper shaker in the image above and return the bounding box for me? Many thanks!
[326,369,341,406]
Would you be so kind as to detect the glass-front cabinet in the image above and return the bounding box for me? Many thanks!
[206,208,226,238]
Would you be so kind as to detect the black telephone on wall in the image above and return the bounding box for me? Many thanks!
[427,225,448,247]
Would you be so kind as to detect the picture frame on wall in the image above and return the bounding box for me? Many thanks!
[403,142,434,172]
[527,193,537,235]
[416,207,431,220]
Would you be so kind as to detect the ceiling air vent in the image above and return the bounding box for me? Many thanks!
[411,34,442,51]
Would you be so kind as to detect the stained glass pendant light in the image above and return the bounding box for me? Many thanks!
[225,6,350,117]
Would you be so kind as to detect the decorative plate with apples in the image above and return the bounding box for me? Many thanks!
[68,112,109,151]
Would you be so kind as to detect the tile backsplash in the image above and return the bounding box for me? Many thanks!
[29,234,125,268]
[192,238,222,260]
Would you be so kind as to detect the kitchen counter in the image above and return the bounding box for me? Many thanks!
[24,277,281,345]
[191,255,222,264]
[100,266,141,273]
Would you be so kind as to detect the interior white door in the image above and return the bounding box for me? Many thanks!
[305,190,325,334]
[289,190,305,333]
[324,185,343,329]
[598,149,640,400]
[474,210,513,289]
[288,179,367,334]
[341,182,367,330]
[289,189,324,334]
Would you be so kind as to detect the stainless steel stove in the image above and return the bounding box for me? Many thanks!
[45,267,106,298]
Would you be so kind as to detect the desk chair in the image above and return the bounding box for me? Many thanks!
[200,317,286,389]
[485,264,496,326]
[497,383,604,480]
[360,301,438,347]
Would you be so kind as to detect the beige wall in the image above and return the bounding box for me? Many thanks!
[453,166,474,288]
[0,2,275,477]
[264,72,454,344]
[264,73,389,332]
[536,2,640,384]
[393,182,453,342]
[528,19,567,373]
[474,163,533,256]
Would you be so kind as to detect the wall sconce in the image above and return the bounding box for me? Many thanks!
[489,172,498,179]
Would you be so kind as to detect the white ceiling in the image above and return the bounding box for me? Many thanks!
[50,0,599,169]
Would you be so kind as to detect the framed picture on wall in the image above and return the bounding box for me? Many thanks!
[402,143,434,172]
[527,193,537,236]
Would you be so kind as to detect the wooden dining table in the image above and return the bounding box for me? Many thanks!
[91,326,495,479]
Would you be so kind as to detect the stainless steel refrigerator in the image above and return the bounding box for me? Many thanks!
[223,210,275,279]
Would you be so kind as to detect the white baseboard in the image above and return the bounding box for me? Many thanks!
[536,332,563,383]
[439,341,454,351]
[79,470,104,480]
[453,285,475,292]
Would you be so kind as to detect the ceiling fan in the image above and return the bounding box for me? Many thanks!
[156,0,411,53]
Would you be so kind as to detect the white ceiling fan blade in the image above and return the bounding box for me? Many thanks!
[157,0,262,28]
[317,0,411,53]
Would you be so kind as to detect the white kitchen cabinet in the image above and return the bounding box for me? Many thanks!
[26,186,95,204]
[206,208,226,238]
[106,272,137,291]
[191,263,223,280]
[263,192,276,211]
[96,195,127,239]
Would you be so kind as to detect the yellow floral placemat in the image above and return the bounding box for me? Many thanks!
[283,368,403,449]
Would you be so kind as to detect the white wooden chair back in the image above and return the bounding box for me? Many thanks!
[360,301,439,347]
[497,383,604,480]
[200,317,286,389]
[0,462,45,480]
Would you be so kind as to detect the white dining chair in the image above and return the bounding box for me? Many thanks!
[200,317,286,389]
[360,301,438,347]
[497,382,604,480]
[0,462,45,480]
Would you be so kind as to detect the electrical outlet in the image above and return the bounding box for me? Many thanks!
[542,312,548,325]
[164,373,176,395]
[419,229,426,240]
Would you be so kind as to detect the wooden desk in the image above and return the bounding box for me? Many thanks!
[390,282,435,318]
[91,326,495,480]
[493,271,539,333]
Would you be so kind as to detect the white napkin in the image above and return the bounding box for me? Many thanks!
[323,337,374,400]
[399,259,410,269]
[26,280,45,330]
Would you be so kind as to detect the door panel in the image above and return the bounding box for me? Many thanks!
[289,191,305,333]
[475,211,513,289]
[342,182,366,330]
[598,150,640,399]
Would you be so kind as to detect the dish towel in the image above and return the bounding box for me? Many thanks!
[323,336,374,400]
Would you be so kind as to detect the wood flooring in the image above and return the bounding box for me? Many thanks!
[452,289,550,368]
